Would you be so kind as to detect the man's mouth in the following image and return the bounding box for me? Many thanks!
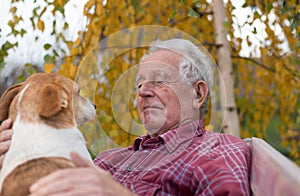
[143,103,164,111]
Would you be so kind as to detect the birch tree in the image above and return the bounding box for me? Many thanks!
[212,0,240,137]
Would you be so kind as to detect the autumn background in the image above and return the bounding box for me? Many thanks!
[0,0,299,164]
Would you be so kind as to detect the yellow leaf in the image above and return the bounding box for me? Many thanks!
[85,0,96,11]
[69,63,77,78]
[10,7,17,14]
[128,6,135,15]
[44,63,54,73]
[73,37,82,48]
[38,19,45,32]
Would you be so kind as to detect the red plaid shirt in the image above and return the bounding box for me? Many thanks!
[94,120,250,195]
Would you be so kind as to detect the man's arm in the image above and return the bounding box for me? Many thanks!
[29,152,137,196]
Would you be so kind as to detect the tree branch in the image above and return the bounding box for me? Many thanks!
[200,42,223,49]
[283,64,300,79]
[231,55,276,73]
[231,55,300,80]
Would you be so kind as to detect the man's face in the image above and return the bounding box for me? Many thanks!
[136,50,199,137]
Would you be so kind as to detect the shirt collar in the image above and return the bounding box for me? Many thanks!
[132,120,205,153]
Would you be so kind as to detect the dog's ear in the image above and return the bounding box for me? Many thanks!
[0,83,23,122]
[38,84,68,118]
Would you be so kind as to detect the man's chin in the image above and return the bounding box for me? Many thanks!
[143,123,164,136]
[141,115,167,135]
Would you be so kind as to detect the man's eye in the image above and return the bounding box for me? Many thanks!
[153,81,165,85]
[136,81,166,89]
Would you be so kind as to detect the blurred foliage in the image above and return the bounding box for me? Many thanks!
[0,0,299,164]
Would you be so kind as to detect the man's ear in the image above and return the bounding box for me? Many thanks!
[192,80,208,109]
[38,84,68,118]
[0,83,23,121]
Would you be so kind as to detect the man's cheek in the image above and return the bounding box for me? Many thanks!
[137,101,143,117]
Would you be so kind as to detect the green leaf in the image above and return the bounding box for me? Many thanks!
[56,5,65,16]
[20,29,26,36]
[53,49,59,57]
[265,3,273,12]
[16,75,26,83]
[168,10,177,20]
[3,41,13,50]
[130,0,140,10]
[254,11,260,19]
[43,54,55,63]
[242,2,248,8]
[43,43,51,50]
[187,8,199,18]
[63,22,69,30]
[26,64,36,75]
[253,27,257,34]
[33,6,41,17]
[61,48,66,54]
[290,14,299,31]
[8,20,14,28]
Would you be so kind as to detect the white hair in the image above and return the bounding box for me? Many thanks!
[141,39,214,118]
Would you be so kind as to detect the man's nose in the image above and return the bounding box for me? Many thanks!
[137,81,155,98]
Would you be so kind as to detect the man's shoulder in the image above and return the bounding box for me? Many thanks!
[199,131,251,157]
[218,133,250,149]
[206,131,249,147]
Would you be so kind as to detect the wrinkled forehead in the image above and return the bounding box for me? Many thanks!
[137,61,181,82]
[140,50,183,69]
[137,50,183,79]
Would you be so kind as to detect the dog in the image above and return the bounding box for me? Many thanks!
[0,73,96,196]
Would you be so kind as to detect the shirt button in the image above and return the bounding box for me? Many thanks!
[127,166,133,172]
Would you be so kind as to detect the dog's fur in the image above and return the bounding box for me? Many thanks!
[0,73,96,196]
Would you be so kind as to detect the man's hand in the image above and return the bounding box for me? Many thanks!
[29,152,136,196]
[0,119,13,168]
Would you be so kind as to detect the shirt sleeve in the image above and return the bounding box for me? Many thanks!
[194,135,251,196]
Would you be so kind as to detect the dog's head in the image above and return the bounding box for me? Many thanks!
[0,73,95,128]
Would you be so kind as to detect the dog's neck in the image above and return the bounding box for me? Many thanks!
[0,114,92,187]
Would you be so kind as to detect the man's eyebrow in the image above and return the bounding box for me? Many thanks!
[136,70,174,83]
[151,70,165,77]
[151,70,175,80]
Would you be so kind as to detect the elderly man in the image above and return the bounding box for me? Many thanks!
[0,39,250,195]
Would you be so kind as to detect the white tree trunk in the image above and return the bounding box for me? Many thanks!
[212,0,240,137]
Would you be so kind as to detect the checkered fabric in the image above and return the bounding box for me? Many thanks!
[94,120,250,196]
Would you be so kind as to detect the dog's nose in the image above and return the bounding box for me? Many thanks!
[93,103,96,109]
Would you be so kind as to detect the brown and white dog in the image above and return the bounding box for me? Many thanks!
[0,73,96,196]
